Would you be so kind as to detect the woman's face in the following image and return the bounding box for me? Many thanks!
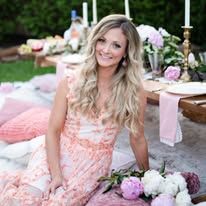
[95,28,127,72]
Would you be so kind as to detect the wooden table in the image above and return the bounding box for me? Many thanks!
[34,54,61,67]
[144,80,206,123]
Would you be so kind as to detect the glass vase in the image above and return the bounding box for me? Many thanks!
[148,52,163,79]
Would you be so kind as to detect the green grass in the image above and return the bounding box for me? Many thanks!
[0,60,56,82]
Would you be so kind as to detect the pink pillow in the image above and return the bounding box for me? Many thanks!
[0,98,38,127]
[30,74,57,92]
[0,107,50,143]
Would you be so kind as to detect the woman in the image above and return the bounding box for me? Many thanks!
[0,14,149,205]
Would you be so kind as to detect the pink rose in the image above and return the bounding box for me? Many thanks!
[120,177,144,200]
[151,194,175,206]
[164,66,181,80]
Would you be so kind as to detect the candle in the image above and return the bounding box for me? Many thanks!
[184,0,190,27]
[125,0,130,19]
[92,0,97,24]
[83,2,88,27]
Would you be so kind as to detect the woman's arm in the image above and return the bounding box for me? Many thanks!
[129,86,149,171]
[45,78,68,196]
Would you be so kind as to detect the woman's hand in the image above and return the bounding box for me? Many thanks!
[43,175,67,199]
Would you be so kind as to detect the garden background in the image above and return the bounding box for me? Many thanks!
[1,0,206,50]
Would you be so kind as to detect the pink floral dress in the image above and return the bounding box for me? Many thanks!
[0,73,120,206]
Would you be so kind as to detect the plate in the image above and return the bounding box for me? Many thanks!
[61,54,84,64]
[166,82,206,95]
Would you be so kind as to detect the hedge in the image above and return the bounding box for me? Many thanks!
[0,0,205,49]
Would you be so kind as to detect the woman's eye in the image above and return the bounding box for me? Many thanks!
[97,38,105,43]
[113,43,121,49]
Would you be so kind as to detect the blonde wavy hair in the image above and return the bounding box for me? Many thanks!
[69,14,143,134]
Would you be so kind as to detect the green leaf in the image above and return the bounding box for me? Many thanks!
[102,183,114,193]
[139,194,153,202]
[196,65,206,72]
[159,161,166,175]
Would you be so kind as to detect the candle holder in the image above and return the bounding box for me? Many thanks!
[180,26,193,82]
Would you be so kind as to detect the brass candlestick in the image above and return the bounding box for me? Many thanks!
[180,26,193,82]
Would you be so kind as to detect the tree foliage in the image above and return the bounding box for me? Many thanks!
[0,0,205,49]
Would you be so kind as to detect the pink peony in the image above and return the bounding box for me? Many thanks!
[151,194,176,206]
[148,31,164,48]
[164,66,181,80]
[136,25,158,41]
[120,176,144,200]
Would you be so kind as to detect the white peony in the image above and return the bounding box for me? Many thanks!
[166,172,187,192]
[159,177,178,196]
[141,170,164,197]
[176,189,192,206]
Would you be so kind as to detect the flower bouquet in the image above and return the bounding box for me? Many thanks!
[136,25,184,77]
[98,162,200,206]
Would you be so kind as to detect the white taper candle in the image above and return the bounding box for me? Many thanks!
[125,0,130,19]
[92,0,97,24]
[185,0,190,27]
[83,2,88,27]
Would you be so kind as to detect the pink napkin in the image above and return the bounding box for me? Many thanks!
[159,92,186,146]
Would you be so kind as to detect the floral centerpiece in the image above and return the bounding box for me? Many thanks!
[136,25,183,75]
[98,162,200,206]
[136,24,206,81]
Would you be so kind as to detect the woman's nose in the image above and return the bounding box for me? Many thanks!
[102,43,111,53]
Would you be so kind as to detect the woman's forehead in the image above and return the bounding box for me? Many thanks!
[101,28,127,42]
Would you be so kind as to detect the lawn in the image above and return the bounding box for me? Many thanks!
[0,60,55,82]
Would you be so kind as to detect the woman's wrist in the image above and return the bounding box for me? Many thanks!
[51,173,63,182]
[50,168,63,180]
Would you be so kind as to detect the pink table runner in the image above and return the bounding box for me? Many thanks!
[159,92,190,146]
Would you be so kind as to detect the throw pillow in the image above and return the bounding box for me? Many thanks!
[0,98,37,127]
[0,107,50,143]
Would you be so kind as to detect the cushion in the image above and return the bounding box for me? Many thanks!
[0,98,38,127]
[7,87,51,107]
[0,107,50,143]
[30,74,57,92]
[0,140,30,159]
[0,135,45,167]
